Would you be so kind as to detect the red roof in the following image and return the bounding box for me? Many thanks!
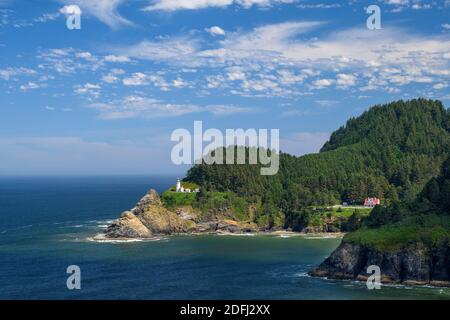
[364,197,380,206]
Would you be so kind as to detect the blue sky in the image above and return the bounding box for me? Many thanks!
[0,0,449,175]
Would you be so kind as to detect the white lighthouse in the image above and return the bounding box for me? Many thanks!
[176,179,181,192]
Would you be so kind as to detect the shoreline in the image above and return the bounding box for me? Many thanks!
[92,230,346,242]
[309,272,450,289]
[91,232,449,289]
[309,240,450,289]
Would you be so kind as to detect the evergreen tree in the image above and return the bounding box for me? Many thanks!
[186,99,450,228]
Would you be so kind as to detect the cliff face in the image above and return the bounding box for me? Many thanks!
[98,189,258,239]
[103,189,194,238]
[310,157,450,287]
[310,241,450,287]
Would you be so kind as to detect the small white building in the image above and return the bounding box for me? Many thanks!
[175,179,199,193]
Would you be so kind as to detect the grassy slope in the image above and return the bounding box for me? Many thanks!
[161,191,197,207]
[345,213,450,250]
[161,190,251,222]
[161,187,371,230]
[306,207,371,228]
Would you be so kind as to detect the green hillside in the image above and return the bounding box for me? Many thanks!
[345,157,450,249]
[185,99,450,229]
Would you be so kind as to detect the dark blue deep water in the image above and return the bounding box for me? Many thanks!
[1,176,449,300]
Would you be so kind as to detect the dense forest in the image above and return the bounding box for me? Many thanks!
[185,99,450,229]
[364,156,450,228]
[344,156,450,248]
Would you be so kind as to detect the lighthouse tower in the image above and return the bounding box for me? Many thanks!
[176,179,181,192]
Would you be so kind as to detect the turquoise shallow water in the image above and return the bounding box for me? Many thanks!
[0,176,449,300]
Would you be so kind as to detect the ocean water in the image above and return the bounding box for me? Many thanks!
[0,176,449,300]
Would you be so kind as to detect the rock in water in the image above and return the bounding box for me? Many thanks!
[103,189,195,239]
[100,188,260,239]
[104,211,152,238]
[130,189,162,215]
[309,241,450,286]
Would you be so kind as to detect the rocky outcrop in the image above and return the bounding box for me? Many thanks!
[100,189,196,239]
[99,189,259,239]
[301,225,341,233]
[195,219,258,234]
[309,240,450,287]
[104,211,152,238]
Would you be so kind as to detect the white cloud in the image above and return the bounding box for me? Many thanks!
[144,0,232,11]
[222,23,448,89]
[122,72,190,90]
[87,95,249,119]
[101,73,119,83]
[315,100,338,108]
[208,104,249,115]
[443,24,450,30]
[336,73,356,88]
[384,0,408,4]
[103,55,131,63]
[227,67,246,81]
[220,21,324,57]
[433,82,448,90]
[0,8,9,27]
[111,68,125,75]
[28,20,450,98]
[38,48,102,74]
[384,0,437,11]
[79,83,100,90]
[20,81,41,91]
[34,12,61,23]
[144,0,295,11]
[75,51,97,61]
[115,37,199,65]
[60,4,82,16]
[3,7,60,28]
[277,70,307,85]
[0,67,36,80]
[116,21,322,69]
[206,74,226,88]
[205,26,226,36]
[172,77,188,88]
[88,95,199,119]
[8,19,445,99]
[313,78,333,88]
[74,83,101,96]
[242,78,280,92]
[122,72,149,86]
[411,3,432,10]
[214,23,449,94]
[297,3,342,9]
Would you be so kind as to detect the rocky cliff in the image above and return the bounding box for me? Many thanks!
[309,240,450,287]
[97,189,258,239]
[310,157,450,287]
